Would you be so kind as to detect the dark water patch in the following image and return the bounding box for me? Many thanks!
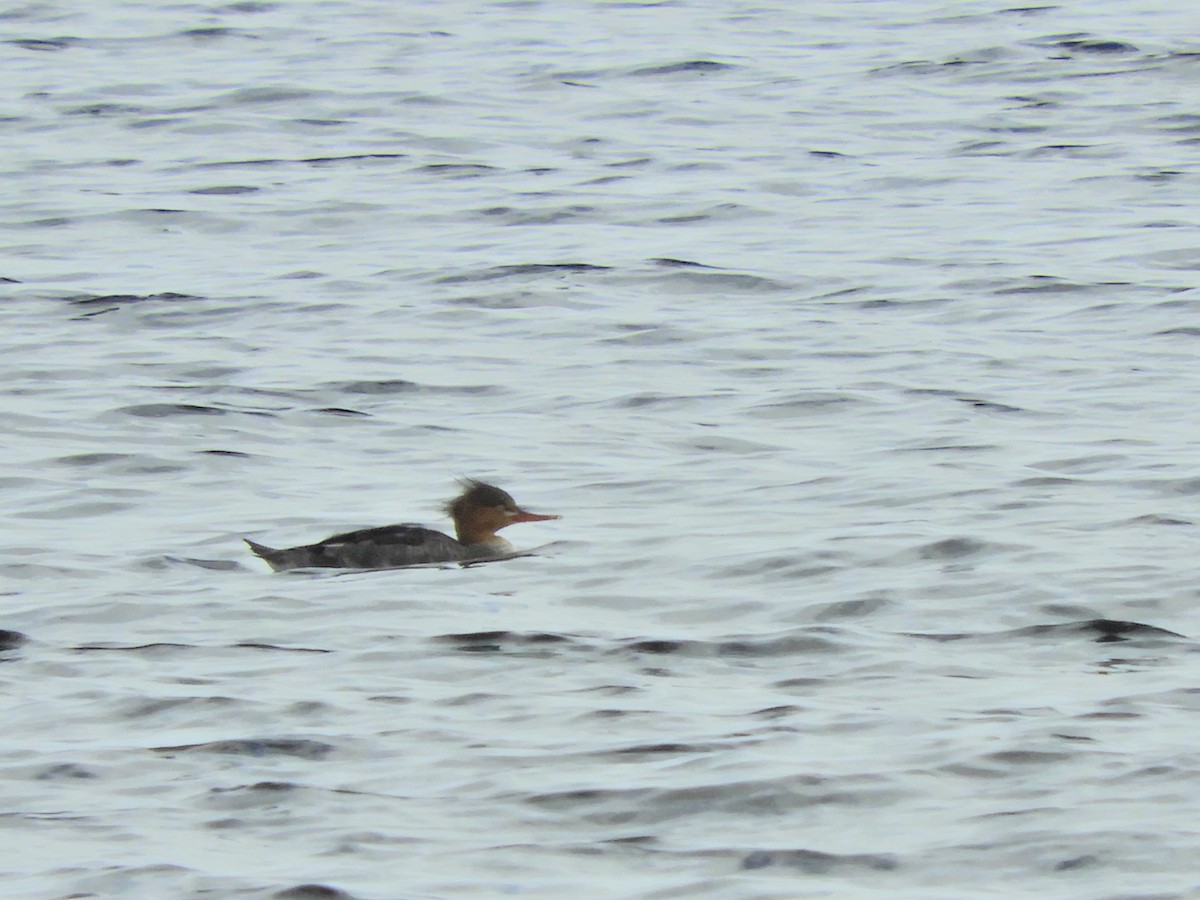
[206,781,306,806]
[198,449,251,457]
[179,26,245,39]
[630,60,733,76]
[273,885,358,900]
[53,452,130,467]
[650,257,719,269]
[712,553,842,579]
[602,834,656,846]
[305,153,407,166]
[219,2,284,12]
[546,71,602,87]
[434,630,579,654]
[1025,143,1111,158]
[604,157,651,169]
[908,619,1187,645]
[613,391,698,409]
[871,58,990,77]
[331,379,417,395]
[604,742,725,758]
[657,202,757,224]
[1137,220,1190,231]
[1012,475,1078,487]
[1028,452,1126,474]
[1051,38,1138,55]
[1133,169,1185,182]
[36,763,96,780]
[1152,113,1200,134]
[917,537,994,560]
[443,290,596,309]
[993,277,1094,295]
[1054,854,1099,871]
[0,563,82,578]
[73,641,328,654]
[123,696,239,719]
[74,642,194,653]
[998,7,1059,17]
[750,704,803,719]
[154,739,334,759]
[684,434,780,455]
[441,692,499,707]
[624,639,685,654]
[809,597,891,621]
[65,291,202,307]
[118,403,228,418]
[954,140,1013,156]
[474,204,595,226]
[312,406,369,416]
[1144,476,1200,495]
[956,396,1026,414]
[525,774,890,824]
[414,163,498,178]
[64,103,144,116]
[1124,514,1192,526]
[8,37,78,51]
[0,630,28,651]
[653,269,786,292]
[1015,619,1186,644]
[1072,512,1192,532]
[1074,709,1142,720]
[623,629,843,659]
[327,379,493,397]
[1008,93,1062,109]
[1155,326,1200,337]
[221,87,317,105]
[749,392,861,418]
[717,632,843,657]
[117,403,273,420]
[195,153,407,170]
[983,748,1073,765]
[367,694,414,705]
[742,848,898,873]
[1140,248,1200,271]
[599,324,690,346]
[573,684,641,698]
[233,642,331,653]
[22,216,68,229]
[189,185,259,195]
[830,292,931,309]
[437,262,611,283]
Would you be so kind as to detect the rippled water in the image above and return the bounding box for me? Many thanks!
[4,1,1200,897]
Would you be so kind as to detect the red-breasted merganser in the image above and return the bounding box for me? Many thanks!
[245,480,559,571]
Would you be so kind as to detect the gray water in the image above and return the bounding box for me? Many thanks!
[4,1,1200,897]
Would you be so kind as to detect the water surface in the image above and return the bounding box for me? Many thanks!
[3,1,1200,897]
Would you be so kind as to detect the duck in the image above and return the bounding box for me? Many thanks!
[245,480,559,571]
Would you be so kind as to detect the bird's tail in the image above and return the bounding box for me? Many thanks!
[244,538,288,572]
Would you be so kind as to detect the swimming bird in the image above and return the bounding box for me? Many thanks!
[245,480,559,571]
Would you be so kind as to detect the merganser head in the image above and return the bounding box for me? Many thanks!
[446,480,560,545]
